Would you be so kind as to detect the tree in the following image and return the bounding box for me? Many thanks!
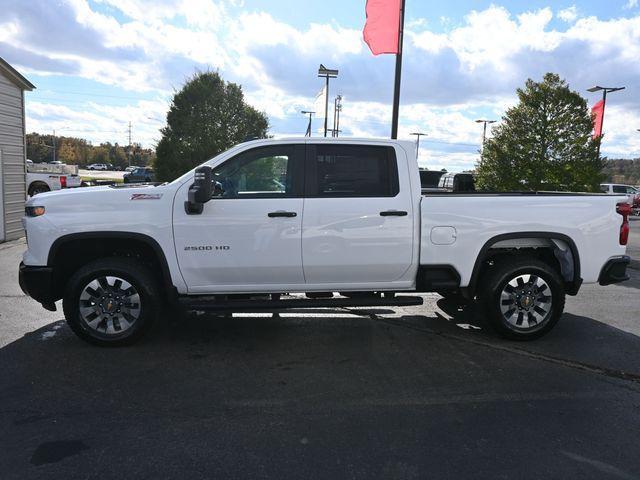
[26,133,50,163]
[476,73,604,192]
[58,139,78,164]
[155,71,269,181]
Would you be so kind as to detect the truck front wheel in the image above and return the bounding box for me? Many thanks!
[479,258,565,341]
[63,258,160,346]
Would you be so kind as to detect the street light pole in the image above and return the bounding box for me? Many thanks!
[475,119,497,150]
[587,85,625,158]
[410,132,427,158]
[301,111,315,137]
[332,95,342,138]
[317,65,338,138]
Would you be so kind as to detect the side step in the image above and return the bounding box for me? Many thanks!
[178,295,423,312]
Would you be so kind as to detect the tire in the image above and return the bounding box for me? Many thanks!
[479,257,565,341]
[28,182,50,196]
[63,258,160,346]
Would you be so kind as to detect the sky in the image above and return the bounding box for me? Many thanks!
[1,0,639,172]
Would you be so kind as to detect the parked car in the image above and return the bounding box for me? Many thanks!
[87,163,108,171]
[20,138,630,346]
[123,167,155,183]
[600,183,638,206]
[438,172,476,192]
[125,166,137,172]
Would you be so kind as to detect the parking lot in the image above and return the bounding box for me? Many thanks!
[78,169,126,181]
[1,220,639,479]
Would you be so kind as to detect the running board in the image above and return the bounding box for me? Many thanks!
[178,295,423,312]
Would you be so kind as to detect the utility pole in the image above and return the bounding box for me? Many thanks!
[127,121,133,167]
[301,111,315,137]
[317,65,338,137]
[52,130,56,163]
[335,97,342,137]
[410,132,427,158]
[332,95,342,138]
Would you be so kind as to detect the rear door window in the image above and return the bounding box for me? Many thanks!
[308,145,399,197]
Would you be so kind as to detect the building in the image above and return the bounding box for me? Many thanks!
[0,57,35,242]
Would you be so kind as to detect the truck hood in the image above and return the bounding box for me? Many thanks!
[25,183,174,210]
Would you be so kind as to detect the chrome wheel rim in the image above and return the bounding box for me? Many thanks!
[499,274,552,330]
[78,276,141,336]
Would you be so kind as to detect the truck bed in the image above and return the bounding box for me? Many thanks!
[420,193,627,286]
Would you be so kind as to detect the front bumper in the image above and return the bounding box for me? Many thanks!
[18,262,57,311]
[598,256,631,286]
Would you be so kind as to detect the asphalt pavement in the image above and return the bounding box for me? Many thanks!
[1,237,639,480]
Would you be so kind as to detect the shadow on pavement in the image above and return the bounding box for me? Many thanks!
[433,296,640,377]
[2,308,640,479]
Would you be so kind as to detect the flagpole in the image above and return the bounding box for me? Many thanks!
[391,0,406,139]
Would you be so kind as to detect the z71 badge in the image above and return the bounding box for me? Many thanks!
[130,193,163,200]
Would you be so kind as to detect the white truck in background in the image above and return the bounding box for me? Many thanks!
[19,138,631,346]
[26,161,82,196]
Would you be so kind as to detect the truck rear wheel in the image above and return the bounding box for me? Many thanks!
[479,258,565,341]
[63,258,160,346]
[28,182,50,196]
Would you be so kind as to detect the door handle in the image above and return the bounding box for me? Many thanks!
[380,210,408,217]
[268,211,297,218]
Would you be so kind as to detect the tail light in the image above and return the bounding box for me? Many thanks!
[60,175,67,188]
[616,202,631,245]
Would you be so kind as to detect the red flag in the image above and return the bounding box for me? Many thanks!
[592,99,605,139]
[363,0,401,55]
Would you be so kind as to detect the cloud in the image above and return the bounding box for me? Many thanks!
[2,0,640,167]
[0,42,80,75]
[26,97,170,148]
[624,0,638,10]
[558,6,579,22]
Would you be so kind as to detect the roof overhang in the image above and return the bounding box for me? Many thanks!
[0,57,35,91]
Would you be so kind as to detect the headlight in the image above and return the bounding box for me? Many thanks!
[25,206,45,217]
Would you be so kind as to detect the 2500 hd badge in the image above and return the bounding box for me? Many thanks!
[184,245,230,251]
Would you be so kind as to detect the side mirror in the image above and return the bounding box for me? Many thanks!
[185,166,213,215]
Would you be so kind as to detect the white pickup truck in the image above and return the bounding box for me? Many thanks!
[26,162,82,196]
[19,139,631,346]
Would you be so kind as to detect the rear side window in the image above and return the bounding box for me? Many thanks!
[612,185,627,193]
[310,145,399,197]
[420,170,443,188]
